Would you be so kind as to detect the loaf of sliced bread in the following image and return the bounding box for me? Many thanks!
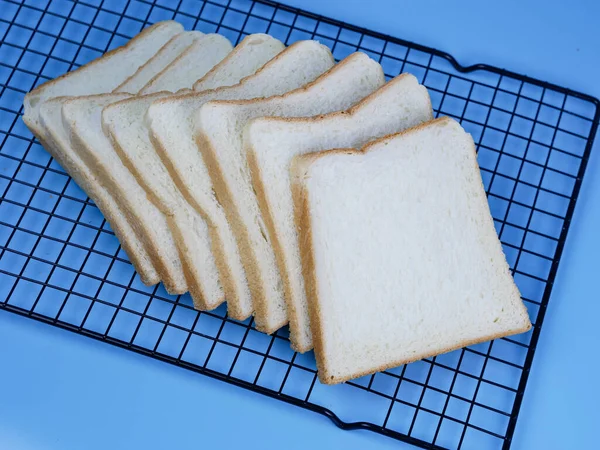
[60,94,224,307]
[114,31,204,94]
[23,20,183,140]
[292,117,532,384]
[147,40,335,320]
[195,52,386,333]
[102,34,285,319]
[245,73,433,352]
[139,34,232,94]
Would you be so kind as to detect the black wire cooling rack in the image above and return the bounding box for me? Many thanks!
[0,1,598,449]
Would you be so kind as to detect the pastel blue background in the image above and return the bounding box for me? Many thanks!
[1,0,599,449]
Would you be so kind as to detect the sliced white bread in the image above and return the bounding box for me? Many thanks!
[60,94,225,308]
[195,52,386,333]
[147,40,335,320]
[139,34,232,94]
[23,20,183,140]
[114,31,204,94]
[38,98,159,286]
[51,93,185,294]
[102,34,285,319]
[292,117,532,384]
[48,32,247,306]
[192,34,285,92]
[24,21,186,285]
[245,73,433,352]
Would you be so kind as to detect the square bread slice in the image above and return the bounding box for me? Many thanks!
[195,52,386,333]
[102,34,285,319]
[114,30,205,94]
[23,20,183,140]
[245,73,433,352]
[139,34,232,94]
[292,117,532,384]
[147,40,335,319]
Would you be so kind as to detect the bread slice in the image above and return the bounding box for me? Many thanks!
[38,98,159,286]
[195,52,386,333]
[245,73,433,352]
[114,31,204,94]
[59,94,225,307]
[292,117,532,384]
[193,34,285,92]
[139,34,232,94]
[147,40,335,320]
[102,34,285,319]
[23,20,183,140]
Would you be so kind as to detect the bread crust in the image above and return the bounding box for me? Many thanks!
[294,117,532,384]
[247,73,430,352]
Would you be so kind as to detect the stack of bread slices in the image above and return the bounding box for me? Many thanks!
[23,21,531,384]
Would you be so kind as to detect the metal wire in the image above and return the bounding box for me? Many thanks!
[0,1,598,449]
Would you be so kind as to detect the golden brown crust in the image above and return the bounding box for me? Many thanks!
[140,37,203,94]
[196,130,282,332]
[147,123,249,320]
[165,215,226,311]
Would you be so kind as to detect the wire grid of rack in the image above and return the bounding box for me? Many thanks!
[0,0,598,449]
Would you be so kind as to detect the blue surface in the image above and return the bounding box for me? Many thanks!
[1,0,599,449]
